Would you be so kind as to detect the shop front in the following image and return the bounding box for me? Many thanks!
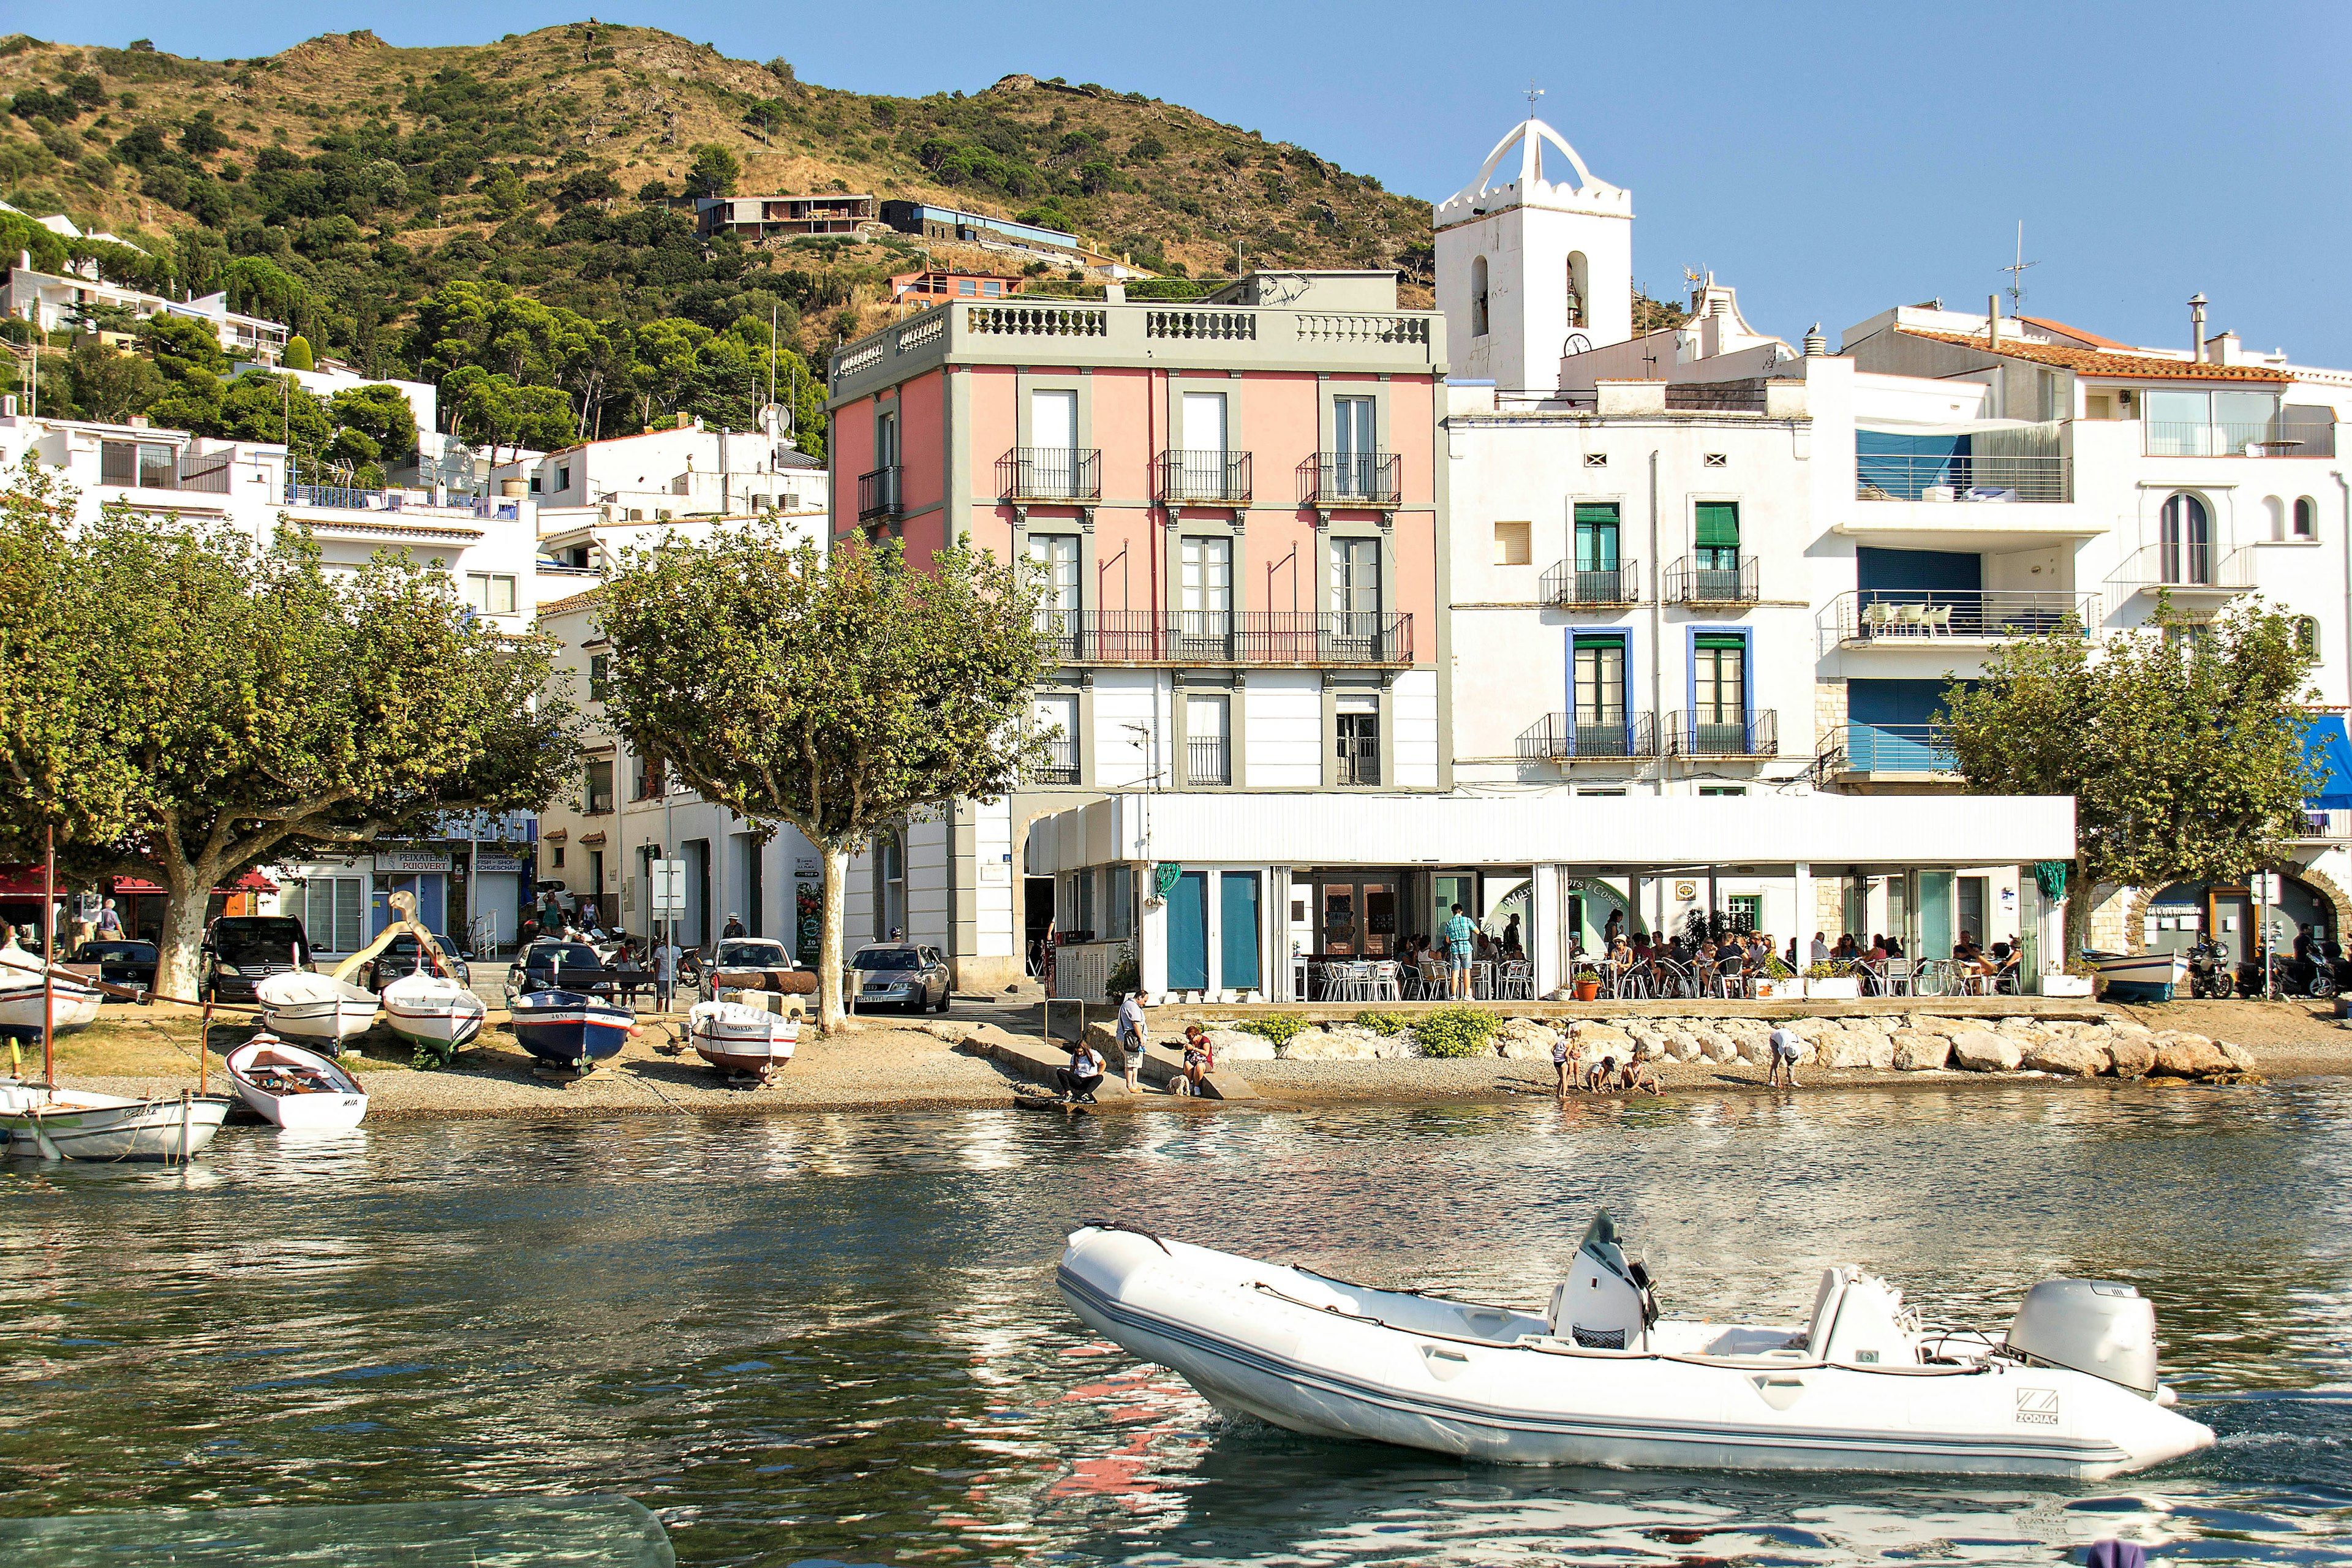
[1027,791,2077,1002]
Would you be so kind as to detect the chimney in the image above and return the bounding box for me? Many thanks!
[676,412,695,431]
[1803,323,1826,357]
[2189,293,2208,363]
[1987,293,2000,349]
[1105,281,1126,305]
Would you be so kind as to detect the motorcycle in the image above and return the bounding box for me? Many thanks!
[2185,938,2234,1000]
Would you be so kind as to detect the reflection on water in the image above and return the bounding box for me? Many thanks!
[6,1084,2352,1566]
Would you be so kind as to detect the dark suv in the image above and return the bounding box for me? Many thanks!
[200,916,312,1002]
[356,932,472,992]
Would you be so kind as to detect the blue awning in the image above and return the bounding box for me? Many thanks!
[2304,715,2352,810]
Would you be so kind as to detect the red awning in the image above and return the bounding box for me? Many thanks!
[107,870,281,896]
[0,865,278,898]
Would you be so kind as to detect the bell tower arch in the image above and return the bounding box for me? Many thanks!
[1434,118,1633,389]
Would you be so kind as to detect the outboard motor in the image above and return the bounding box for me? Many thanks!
[1548,1210,1657,1351]
[2005,1279,2159,1396]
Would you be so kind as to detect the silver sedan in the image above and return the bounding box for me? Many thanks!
[848,944,951,1012]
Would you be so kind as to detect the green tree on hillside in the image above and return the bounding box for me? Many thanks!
[685,142,739,198]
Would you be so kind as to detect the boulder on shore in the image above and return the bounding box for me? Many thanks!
[2022,1036,2111,1077]
[1205,1027,1275,1061]
[2106,1033,2155,1078]
[2150,1032,2231,1078]
[1950,1031,2023,1072]
[1891,1031,1951,1071]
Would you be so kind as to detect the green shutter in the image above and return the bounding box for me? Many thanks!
[1695,633,1745,650]
[1574,502,1621,526]
[1694,502,1740,548]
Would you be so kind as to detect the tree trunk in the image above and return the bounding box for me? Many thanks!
[155,870,217,1001]
[2064,871,2094,960]
[818,842,849,1033]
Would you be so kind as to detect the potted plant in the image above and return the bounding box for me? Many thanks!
[1572,965,1602,1003]
[1804,961,1860,1000]
[1754,954,1798,1000]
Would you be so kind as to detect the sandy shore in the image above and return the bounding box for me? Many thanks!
[28,993,2350,1119]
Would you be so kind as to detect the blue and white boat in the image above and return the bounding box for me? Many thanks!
[507,990,634,1072]
[2082,949,2187,1003]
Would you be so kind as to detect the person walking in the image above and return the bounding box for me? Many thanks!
[1767,1021,1804,1088]
[1115,988,1151,1092]
[96,897,124,938]
[653,931,680,1015]
[1443,902,1477,999]
[722,912,746,940]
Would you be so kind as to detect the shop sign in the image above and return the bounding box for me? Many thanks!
[375,851,453,874]
[474,855,524,873]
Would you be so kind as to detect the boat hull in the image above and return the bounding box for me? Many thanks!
[0,1085,232,1161]
[224,1036,368,1131]
[687,1002,798,1080]
[380,975,486,1064]
[257,973,379,1044]
[1057,1229,2214,1479]
[509,991,634,1070]
[0,976,103,1035]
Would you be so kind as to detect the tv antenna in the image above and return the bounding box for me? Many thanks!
[1524,81,1544,118]
[2002,221,2039,314]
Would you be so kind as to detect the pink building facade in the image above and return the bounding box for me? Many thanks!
[826,272,1449,990]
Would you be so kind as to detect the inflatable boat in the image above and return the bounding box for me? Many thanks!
[1058,1213,2214,1478]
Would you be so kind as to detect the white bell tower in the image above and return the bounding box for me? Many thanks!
[1434,117,1634,390]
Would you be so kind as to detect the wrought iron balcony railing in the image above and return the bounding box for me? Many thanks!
[1665,709,1777,757]
[1518,712,1659,762]
[1035,609,1413,666]
[856,465,902,522]
[998,447,1102,502]
[1156,448,1253,504]
[1541,558,1640,606]
[1665,555,1760,605]
[1185,736,1230,786]
[1033,736,1079,785]
[1298,451,1401,507]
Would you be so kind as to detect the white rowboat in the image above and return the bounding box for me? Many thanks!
[379,971,486,1064]
[0,1079,231,1161]
[0,972,101,1035]
[1058,1214,2214,1479]
[223,1034,368,1131]
[686,1001,799,1082]
[256,971,379,1044]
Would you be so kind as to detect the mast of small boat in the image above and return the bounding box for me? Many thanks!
[40,823,54,1090]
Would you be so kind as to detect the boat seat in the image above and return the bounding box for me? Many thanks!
[1790,1267,1846,1351]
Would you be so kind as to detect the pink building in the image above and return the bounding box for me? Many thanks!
[826,271,1449,990]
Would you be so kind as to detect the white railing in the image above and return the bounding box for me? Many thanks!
[967,304,1107,337]
[1295,314,1430,345]
[1147,309,1257,341]
[835,341,885,379]
[1827,589,2099,643]
[896,312,947,353]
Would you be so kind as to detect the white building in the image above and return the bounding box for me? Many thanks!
[2,256,289,364]
[0,409,546,956]
[534,578,829,957]
[494,412,827,534]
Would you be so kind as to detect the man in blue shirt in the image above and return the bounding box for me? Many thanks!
[1442,902,1478,1000]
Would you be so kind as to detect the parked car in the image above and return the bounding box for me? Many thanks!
[200,916,312,1003]
[504,940,624,1005]
[847,943,951,1013]
[698,937,793,1001]
[356,932,472,992]
[69,939,159,998]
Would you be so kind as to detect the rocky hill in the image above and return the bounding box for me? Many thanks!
[0,23,1442,373]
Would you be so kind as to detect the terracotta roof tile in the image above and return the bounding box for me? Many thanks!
[1901,328,2291,383]
[536,586,605,617]
[2013,315,2135,350]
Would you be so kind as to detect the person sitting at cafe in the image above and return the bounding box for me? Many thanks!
[1500,914,1525,958]
[1057,1039,1107,1103]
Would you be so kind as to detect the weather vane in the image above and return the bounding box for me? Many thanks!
[1525,81,1544,118]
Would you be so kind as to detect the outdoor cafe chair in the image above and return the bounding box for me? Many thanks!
[1371,960,1404,1002]
[1894,603,1927,635]
[1496,960,1535,1001]
[1653,958,1694,999]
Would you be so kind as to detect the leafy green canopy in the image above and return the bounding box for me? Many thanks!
[595,527,1052,1027]
[1940,597,2319,946]
[0,459,582,989]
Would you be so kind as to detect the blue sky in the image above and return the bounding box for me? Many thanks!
[59,1,2352,363]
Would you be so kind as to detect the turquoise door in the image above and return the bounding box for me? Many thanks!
[1167,872,1208,992]
[1219,873,1261,991]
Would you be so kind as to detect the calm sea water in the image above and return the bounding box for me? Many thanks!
[5,1083,2352,1567]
